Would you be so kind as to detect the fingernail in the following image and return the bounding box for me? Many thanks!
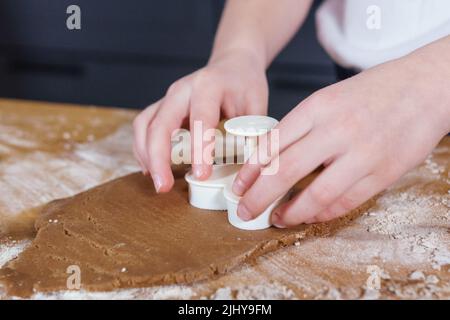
[232,178,246,196]
[272,210,286,228]
[237,203,253,221]
[151,174,163,193]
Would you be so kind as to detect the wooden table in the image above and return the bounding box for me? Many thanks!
[0,98,448,299]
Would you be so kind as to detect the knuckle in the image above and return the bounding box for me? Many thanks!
[304,91,323,107]
[166,80,185,96]
[281,207,303,226]
[237,168,254,186]
[308,183,337,207]
[338,195,358,211]
[195,68,213,84]
[305,89,333,109]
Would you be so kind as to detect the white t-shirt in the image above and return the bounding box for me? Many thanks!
[316,0,450,70]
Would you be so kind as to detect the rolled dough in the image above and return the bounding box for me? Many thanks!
[1,166,345,297]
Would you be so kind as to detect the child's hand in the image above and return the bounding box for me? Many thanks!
[133,51,268,192]
[233,54,450,227]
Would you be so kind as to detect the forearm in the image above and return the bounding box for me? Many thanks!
[210,0,313,69]
[405,35,450,132]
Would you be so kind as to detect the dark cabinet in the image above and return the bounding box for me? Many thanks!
[0,0,216,57]
[0,0,335,119]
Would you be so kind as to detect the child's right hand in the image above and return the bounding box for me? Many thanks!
[132,50,269,192]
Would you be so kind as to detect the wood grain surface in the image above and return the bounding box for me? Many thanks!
[0,98,448,299]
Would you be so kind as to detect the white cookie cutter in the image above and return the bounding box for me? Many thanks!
[184,116,286,230]
[185,164,286,230]
[223,183,289,230]
[184,164,240,211]
[224,115,278,161]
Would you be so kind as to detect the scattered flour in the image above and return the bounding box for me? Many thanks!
[424,154,445,176]
[408,270,426,281]
[0,240,30,268]
[0,126,140,217]
[30,285,195,300]
[210,283,296,300]
[363,190,450,271]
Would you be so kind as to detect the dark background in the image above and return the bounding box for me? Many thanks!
[0,0,335,119]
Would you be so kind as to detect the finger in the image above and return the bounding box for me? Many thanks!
[132,101,161,174]
[133,143,147,175]
[244,87,268,116]
[271,153,371,227]
[313,173,390,223]
[236,130,336,221]
[232,100,314,196]
[222,95,237,119]
[146,87,191,193]
[190,82,222,180]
